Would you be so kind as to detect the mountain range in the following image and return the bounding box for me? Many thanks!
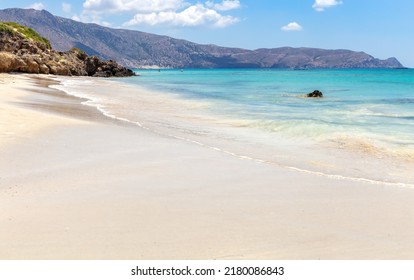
[0,8,404,69]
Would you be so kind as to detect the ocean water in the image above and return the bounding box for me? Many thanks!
[132,68,414,143]
[53,68,414,187]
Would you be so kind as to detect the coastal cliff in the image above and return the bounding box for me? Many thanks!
[0,22,134,77]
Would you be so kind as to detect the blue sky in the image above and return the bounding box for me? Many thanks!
[1,0,413,67]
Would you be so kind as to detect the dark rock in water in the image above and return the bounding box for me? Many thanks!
[307,90,323,98]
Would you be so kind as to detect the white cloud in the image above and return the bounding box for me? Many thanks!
[312,0,342,12]
[206,0,241,11]
[72,13,112,27]
[123,3,239,28]
[62,2,72,13]
[72,14,81,21]
[281,22,303,31]
[79,0,241,28]
[27,2,45,10]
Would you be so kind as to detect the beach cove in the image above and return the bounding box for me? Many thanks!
[1,73,414,259]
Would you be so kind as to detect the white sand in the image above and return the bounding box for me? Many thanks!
[0,74,85,147]
[1,74,414,259]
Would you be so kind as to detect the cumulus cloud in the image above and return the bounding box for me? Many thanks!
[281,22,303,31]
[72,13,112,27]
[312,0,342,12]
[123,4,239,27]
[27,2,45,10]
[79,0,240,28]
[206,0,241,11]
[62,2,72,13]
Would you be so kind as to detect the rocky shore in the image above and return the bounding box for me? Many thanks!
[0,22,134,77]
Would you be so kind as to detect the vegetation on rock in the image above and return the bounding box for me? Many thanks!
[0,21,134,77]
[1,21,51,49]
[0,22,15,35]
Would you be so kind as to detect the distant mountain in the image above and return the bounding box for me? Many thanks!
[0,8,404,69]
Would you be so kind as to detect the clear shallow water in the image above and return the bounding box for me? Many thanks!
[53,68,414,187]
[131,68,414,148]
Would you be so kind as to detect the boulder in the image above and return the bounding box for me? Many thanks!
[307,90,323,98]
[39,63,50,74]
[25,59,40,73]
[84,56,100,76]
[0,52,15,72]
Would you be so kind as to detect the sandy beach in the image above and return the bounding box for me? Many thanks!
[1,73,414,260]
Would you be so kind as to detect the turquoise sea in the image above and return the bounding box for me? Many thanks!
[132,68,414,147]
[56,68,414,186]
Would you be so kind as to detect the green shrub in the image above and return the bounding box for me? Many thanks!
[0,22,16,35]
[1,22,51,49]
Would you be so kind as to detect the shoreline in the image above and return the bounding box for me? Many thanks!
[51,73,414,188]
[1,73,414,259]
[0,73,89,148]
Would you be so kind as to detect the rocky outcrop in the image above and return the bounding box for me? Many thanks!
[83,56,135,77]
[0,22,134,77]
